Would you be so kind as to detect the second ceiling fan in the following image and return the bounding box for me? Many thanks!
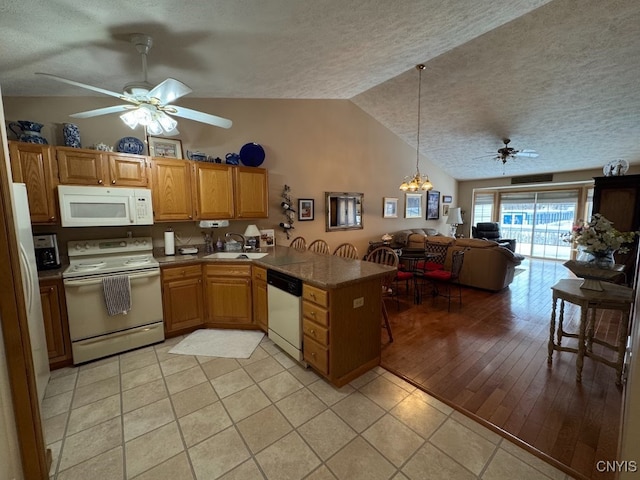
[36,34,232,135]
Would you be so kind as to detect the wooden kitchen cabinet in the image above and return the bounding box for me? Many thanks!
[151,157,195,221]
[302,284,330,375]
[204,264,254,327]
[193,162,235,219]
[9,141,59,224]
[302,279,382,387]
[57,147,148,187]
[252,266,268,332]
[161,264,204,337]
[39,278,72,368]
[235,167,269,218]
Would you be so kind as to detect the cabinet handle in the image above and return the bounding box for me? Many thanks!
[311,352,316,357]
[188,215,193,219]
[111,180,116,184]
[98,179,103,184]
[49,287,54,292]
[311,311,316,317]
[310,329,316,334]
[49,216,55,221]
[310,293,316,299]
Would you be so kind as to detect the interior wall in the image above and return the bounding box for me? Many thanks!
[457,165,640,238]
[4,96,457,255]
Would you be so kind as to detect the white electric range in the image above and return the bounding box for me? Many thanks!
[62,237,164,364]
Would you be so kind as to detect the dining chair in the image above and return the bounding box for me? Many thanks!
[289,236,307,250]
[308,239,330,254]
[332,243,359,259]
[364,246,398,342]
[422,248,467,311]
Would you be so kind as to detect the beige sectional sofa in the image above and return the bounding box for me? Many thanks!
[398,232,523,292]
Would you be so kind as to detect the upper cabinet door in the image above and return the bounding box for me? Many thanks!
[57,147,107,185]
[107,153,149,187]
[151,157,194,221]
[8,141,59,224]
[194,163,235,219]
[235,167,269,218]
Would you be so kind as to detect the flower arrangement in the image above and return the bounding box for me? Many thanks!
[564,214,638,256]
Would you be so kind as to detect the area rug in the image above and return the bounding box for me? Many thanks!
[169,329,264,359]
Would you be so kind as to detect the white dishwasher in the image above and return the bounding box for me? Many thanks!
[267,269,304,362]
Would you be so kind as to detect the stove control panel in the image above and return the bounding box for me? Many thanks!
[68,237,152,257]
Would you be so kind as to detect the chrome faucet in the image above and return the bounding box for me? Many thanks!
[225,232,247,251]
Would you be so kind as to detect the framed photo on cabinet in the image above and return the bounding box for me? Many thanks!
[427,190,440,220]
[259,229,275,247]
[405,193,422,219]
[383,197,398,218]
[147,136,183,159]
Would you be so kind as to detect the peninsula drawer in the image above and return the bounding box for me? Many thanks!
[303,284,328,307]
[303,318,329,345]
[162,264,202,280]
[302,301,329,327]
[304,337,329,375]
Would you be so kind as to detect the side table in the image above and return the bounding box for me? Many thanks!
[547,278,634,385]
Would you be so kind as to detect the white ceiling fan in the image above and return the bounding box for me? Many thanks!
[486,138,539,164]
[36,34,232,135]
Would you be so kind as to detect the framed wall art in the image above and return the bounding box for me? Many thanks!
[442,204,450,217]
[298,198,314,221]
[147,136,183,159]
[405,193,422,219]
[383,197,398,218]
[442,195,453,204]
[427,190,440,220]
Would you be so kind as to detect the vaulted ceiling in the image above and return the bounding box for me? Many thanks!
[1,0,639,180]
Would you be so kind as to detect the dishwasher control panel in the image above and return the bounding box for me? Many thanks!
[267,269,303,296]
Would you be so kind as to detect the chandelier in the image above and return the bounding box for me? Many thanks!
[399,64,433,192]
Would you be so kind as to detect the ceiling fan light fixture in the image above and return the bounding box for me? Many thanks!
[399,64,433,192]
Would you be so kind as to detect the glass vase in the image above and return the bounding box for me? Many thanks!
[587,250,616,269]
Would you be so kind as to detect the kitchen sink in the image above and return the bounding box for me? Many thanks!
[203,252,269,260]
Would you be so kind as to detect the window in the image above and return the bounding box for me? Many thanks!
[473,192,495,224]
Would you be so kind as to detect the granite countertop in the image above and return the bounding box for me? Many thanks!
[156,245,395,289]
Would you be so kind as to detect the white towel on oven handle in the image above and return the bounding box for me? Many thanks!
[102,275,131,316]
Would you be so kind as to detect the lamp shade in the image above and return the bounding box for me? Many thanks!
[244,224,261,237]
[446,207,463,225]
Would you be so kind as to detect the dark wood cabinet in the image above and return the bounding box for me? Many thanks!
[592,174,640,285]
[39,278,72,368]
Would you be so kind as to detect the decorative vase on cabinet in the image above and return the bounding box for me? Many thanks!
[62,123,81,148]
[8,120,48,144]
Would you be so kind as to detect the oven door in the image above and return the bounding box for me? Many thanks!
[64,268,163,341]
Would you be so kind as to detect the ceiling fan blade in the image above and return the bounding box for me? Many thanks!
[36,72,131,101]
[166,105,232,129]
[148,78,192,105]
[70,105,133,118]
[515,150,539,158]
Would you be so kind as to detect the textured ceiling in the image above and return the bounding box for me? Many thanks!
[1,0,639,180]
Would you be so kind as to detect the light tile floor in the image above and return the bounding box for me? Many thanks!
[42,335,575,480]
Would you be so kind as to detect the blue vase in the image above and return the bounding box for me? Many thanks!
[8,120,48,144]
[63,123,81,148]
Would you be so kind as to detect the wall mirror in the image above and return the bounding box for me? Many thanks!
[325,192,363,231]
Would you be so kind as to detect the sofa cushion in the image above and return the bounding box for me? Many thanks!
[455,238,499,249]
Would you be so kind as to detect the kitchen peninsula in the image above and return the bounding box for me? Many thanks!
[157,246,395,386]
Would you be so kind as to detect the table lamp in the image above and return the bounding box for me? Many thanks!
[446,207,463,237]
[244,224,262,250]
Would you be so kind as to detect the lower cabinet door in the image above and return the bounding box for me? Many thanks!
[162,275,204,335]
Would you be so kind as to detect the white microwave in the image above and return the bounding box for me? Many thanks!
[58,185,154,227]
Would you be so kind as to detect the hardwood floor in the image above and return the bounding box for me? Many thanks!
[381,258,625,480]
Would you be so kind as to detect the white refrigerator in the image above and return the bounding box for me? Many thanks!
[11,183,50,404]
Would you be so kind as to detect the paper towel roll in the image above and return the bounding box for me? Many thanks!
[164,230,175,256]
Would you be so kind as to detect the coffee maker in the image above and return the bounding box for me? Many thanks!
[33,234,61,271]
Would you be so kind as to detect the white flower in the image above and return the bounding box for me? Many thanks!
[565,214,638,255]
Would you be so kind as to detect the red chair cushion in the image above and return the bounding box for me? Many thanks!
[396,271,413,280]
[416,261,444,271]
[424,270,452,281]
